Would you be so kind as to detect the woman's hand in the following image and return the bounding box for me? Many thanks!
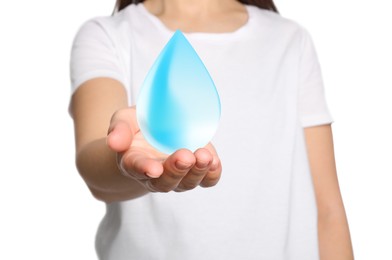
[107,106,222,193]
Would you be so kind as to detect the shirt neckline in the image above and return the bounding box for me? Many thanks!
[137,3,253,40]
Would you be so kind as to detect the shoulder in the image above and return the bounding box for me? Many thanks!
[247,5,307,36]
[74,4,139,42]
[246,5,315,51]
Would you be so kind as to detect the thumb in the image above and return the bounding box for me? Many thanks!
[107,106,139,152]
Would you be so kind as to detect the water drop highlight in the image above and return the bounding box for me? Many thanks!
[136,30,221,154]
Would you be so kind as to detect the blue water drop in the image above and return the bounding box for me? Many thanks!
[136,30,221,154]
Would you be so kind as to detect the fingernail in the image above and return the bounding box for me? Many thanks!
[175,161,193,170]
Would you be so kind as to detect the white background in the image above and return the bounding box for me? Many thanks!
[0,0,391,259]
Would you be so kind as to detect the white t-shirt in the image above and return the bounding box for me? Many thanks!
[70,4,333,260]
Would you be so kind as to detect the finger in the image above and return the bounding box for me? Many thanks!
[200,154,222,188]
[120,150,164,179]
[107,121,133,152]
[148,149,196,192]
[107,107,139,152]
[175,148,213,192]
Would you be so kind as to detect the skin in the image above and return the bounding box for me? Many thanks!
[305,125,354,259]
[70,0,354,258]
[71,78,221,200]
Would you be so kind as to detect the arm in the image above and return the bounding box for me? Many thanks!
[304,124,354,259]
[70,78,148,202]
[70,78,222,203]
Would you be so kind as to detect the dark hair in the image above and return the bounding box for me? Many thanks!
[115,0,278,13]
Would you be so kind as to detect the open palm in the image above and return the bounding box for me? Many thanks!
[107,107,222,192]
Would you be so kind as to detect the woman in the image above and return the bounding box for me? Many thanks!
[69,0,354,259]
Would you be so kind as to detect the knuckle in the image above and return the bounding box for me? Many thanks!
[149,180,173,193]
[189,168,207,177]
[165,170,187,180]
[178,181,198,191]
[157,186,172,193]
[201,173,221,187]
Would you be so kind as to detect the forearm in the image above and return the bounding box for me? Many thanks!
[304,125,354,259]
[318,209,354,260]
[76,137,149,203]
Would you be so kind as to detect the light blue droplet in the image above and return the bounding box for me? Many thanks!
[136,30,221,154]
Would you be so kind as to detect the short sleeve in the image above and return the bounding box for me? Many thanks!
[70,18,126,93]
[298,29,333,127]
